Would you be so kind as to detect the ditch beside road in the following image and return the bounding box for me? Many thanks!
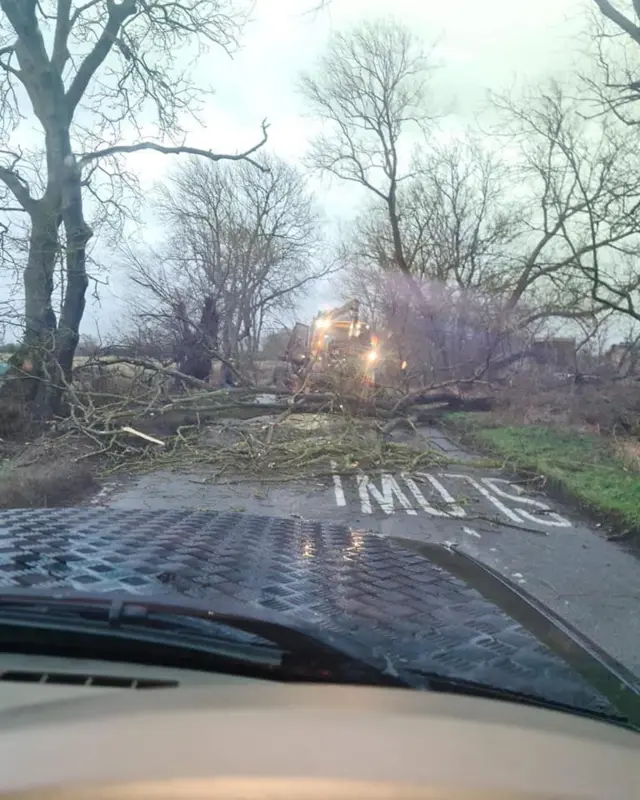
[90,420,640,679]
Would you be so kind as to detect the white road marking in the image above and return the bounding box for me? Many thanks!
[402,473,448,516]
[462,526,481,538]
[357,472,417,516]
[481,477,572,527]
[330,461,346,507]
[443,473,524,523]
[334,469,572,530]
[482,477,549,508]
[419,472,467,517]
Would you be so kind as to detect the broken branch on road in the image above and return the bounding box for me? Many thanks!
[56,369,476,480]
[4,349,495,490]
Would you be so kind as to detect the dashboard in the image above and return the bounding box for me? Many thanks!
[0,654,637,800]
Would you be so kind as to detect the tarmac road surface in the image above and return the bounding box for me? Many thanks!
[92,424,640,679]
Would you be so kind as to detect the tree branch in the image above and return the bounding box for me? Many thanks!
[592,0,640,45]
[51,0,72,72]
[65,0,138,117]
[0,152,34,211]
[70,0,103,26]
[78,121,270,169]
[0,43,21,78]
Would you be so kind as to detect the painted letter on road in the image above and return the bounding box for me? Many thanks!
[403,473,466,517]
[481,478,571,527]
[357,473,417,515]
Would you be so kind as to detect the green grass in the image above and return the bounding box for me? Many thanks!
[446,413,640,534]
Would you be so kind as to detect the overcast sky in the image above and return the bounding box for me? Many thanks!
[85,0,590,338]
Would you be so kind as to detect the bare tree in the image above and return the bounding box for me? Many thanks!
[338,80,640,381]
[0,0,267,413]
[493,81,640,328]
[344,135,519,288]
[299,18,437,276]
[338,134,527,380]
[128,153,331,382]
[411,139,520,289]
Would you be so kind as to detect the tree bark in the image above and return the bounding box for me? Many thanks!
[16,203,61,415]
[23,205,59,352]
[23,136,91,413]
[56,155,91,382]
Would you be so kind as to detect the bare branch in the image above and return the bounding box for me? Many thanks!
[50,0,71,72]
[65,0,138,116]
[0,149,35,210]
[592,0,640,45]
[78,120,270,169]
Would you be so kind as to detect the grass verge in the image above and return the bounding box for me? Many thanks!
[444,413,640,538]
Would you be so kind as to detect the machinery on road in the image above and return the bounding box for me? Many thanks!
[273,299,385,391]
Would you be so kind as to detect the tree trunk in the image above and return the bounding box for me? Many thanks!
[56,160,91,382]
[20,142,91,415]
[23,205,59,352]
[387,184,410,275]
[19,204,62,416]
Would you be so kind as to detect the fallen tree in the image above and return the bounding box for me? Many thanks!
[36,349,497,483]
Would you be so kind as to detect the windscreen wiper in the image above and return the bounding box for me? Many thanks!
[406,667,640,732]
[0,589,407,688]
[3,589,632,729]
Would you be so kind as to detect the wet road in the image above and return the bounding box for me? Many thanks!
[93,424,640,678]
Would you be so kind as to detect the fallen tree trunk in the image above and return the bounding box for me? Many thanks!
[115,393,494,437]
[72,353,495,414]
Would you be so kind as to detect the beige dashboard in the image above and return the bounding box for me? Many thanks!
[0,654,637,800]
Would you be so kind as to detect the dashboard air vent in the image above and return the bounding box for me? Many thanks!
[0,669,178,689]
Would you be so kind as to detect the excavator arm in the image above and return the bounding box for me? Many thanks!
[318,299,360,325]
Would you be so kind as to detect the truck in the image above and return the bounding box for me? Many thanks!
[273,299,382,392]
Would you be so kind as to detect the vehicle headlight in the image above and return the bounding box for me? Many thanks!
[367,349,378,363]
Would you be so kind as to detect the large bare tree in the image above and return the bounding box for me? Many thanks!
[0,0,267,413]
[344,136,518,289]
[338,133,528,380]
[128,153,330,381]
[492,81,640,328]
[299,18,437,276]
